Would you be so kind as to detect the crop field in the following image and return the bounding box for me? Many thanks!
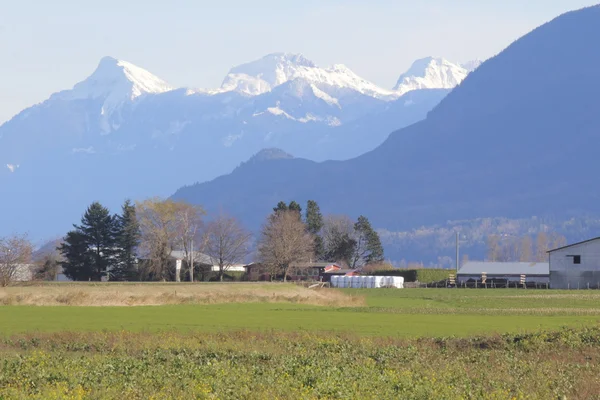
[2,284,600,399]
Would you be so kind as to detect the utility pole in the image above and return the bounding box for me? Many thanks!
[190,239,194,282]
[456,231,460,273]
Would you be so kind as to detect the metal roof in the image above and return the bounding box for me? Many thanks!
[458,261,549,276]
[547,236,600,253]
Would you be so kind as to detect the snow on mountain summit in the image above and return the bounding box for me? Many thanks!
[60,56,173,102]
[55,56,172,114]
[53,56,174,133]
[393,57,470,95]
[220,53,394,99]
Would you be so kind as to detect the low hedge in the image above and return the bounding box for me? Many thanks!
[366,268,453,283]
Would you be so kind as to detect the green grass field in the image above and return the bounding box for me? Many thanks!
[2,287,600,337]
[4,286,600,399]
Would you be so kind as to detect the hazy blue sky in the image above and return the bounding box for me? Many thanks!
[0,0,597,123]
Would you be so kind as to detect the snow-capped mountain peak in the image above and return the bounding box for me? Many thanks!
[52,56,174,133]
[221,53,394,99]
[61,56,173,102]
[393,57,469,95]
[221,53,318,95]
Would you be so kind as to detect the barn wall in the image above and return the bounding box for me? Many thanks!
[457,274,549,284]
[550,240,600,289]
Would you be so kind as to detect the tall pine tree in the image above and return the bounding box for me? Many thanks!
[351,216,384,267]
[112,199,141,281]
[305,200,325,260]
[59,202,117,281]
[288,201,302,215]
[58,230,92,281]
[273,201,289,214]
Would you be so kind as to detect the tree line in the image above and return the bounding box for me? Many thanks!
[258,201,384,281]
[1,198,384,284]
[485,232,567,262]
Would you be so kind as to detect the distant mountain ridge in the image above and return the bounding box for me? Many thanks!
[0,52,475,239]
[172,5,600,254]
[393,57,476,94]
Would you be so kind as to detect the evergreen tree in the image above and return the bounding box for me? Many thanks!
[351,216,384,267]
[322,215,357,266]
[325,233,356,266]
[59,230,94,280]
[288,201,302,215]
[305,200,325,259]
[273,201,289,214]
[59,202,117,281]
[112,200,141,281]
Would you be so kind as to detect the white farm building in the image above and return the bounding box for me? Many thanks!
[457,261,549,286]
[549,237,600,289]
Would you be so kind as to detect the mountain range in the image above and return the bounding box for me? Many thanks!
[0,51,478,240]
[172,5,600,264]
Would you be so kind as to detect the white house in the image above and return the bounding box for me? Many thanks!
[548,237,600,289]
[169,251,246,272]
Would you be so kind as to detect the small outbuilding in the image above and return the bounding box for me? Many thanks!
[457,261,550,285]
[548,237,600,289]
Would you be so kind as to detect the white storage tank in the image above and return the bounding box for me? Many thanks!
[342,276,351,288]
[393,276,404,288]
[350,276,360,288]
[373,276,382,288]
[367,276,375,288]
[342,276,350,288]
[331,275,339,288]
[359,276,368,288]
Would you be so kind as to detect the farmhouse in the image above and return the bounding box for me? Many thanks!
[244,262,341,281]
[548,237,600,289]
[169,251,246,272]
[457,261,549,285]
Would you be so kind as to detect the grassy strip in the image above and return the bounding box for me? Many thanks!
[2,327,600,399]
[0,284,364,307]
[367,269,452,283]
[0,303,598,338]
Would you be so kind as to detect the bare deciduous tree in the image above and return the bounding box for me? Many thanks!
[0,234,33,287]
[136,198,204,281]
[258,210,314,282]
[486,235,501,262]
[461,254,470,266]
[535,232,549,262]
[203,213,252,281]
[549,232,567,251]
[33,238,64,281]
[520,236,533,262]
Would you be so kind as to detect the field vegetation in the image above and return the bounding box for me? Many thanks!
[0,283,362,307]
[3,286,600,398]
[2,327,600,399]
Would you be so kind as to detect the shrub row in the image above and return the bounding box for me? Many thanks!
[367,268,453,283]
